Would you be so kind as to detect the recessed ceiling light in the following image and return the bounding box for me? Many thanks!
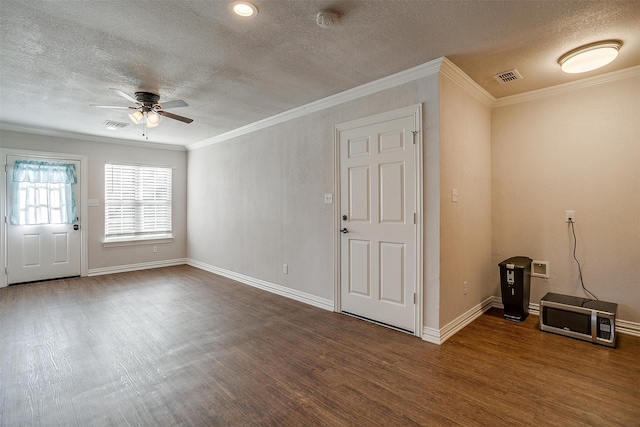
[558,40,622,74]
[230,1,258,18]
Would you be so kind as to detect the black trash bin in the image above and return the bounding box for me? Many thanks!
[498,256,532,321]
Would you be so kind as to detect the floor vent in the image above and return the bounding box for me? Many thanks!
[493,69,523,84]
[103,120,129,128]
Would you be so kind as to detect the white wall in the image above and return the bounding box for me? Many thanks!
[0,130,187,274]
[492,72,640,322]
[187,59,493,334]
[188,68,450,329]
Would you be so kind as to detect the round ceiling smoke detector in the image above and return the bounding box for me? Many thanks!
[316,10,340,28]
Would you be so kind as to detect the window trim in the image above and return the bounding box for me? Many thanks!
[102,235,173,248]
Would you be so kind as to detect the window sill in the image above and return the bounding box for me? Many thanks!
[103,235,173,248]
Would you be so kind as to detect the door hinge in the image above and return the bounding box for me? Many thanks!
[4,165,8,172]
[412,130,418,144]
[413,213,416,224]
[413,293,416,304]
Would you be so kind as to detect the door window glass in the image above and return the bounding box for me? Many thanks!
[10,160,77,225]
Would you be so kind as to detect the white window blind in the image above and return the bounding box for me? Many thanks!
[105,163,172,238]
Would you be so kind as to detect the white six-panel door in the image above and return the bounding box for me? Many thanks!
[6,155,81,284]
[338,113,417,332]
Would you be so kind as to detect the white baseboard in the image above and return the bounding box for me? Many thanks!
[187,259,334,312]
[615,319,640,337]
[422,296,494,345]
[87,259,640,340]
[424,295,640,344]
[87,258,187,276]
[492,297,640,338]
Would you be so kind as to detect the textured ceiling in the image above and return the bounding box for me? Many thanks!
[1,1,639,147]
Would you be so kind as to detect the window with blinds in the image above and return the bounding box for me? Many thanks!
[105,163,172,239]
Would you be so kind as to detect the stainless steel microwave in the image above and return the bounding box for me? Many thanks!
[540,292,617,348]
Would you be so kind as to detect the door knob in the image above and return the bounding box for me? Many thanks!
[73,224,79,230]
[340,228,349,234]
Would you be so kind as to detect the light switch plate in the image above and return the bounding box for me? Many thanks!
[87,199,99,207]
[324,193,333,204]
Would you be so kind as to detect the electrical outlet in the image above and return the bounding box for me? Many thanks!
[463,281,468,295]
[565,210,575,223]
[283,264,288,274]
[153,246,158,253]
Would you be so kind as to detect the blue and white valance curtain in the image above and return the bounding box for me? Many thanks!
[10,160,77,225]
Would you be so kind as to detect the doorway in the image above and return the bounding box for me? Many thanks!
[3,150,88,285]
[334,105,423,335]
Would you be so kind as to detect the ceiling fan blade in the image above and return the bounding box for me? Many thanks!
[90,104,137,109]
[158,110,193,123]
[160,99,188,109]
[109,88,138,104]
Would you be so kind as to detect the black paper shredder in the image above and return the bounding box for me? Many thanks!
[498,256,532,321]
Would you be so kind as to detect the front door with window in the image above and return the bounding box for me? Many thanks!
[6,155,81,284]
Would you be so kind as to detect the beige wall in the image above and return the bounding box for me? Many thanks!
[0,130,188,273]
[492,74,640,322]
[438,73,493,327]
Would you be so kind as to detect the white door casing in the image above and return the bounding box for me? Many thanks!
[3,151,87,285]
[335,105,423,334]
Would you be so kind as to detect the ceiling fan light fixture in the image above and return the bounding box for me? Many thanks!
[230,1,258,18]
[558,40,622,74]
[128,111,143,124]
[147,111,161,125]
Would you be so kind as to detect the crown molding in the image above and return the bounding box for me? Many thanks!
[440,58,496,108]
[493,65,640,108]
[0,122,186,151]
[187,57,445,151]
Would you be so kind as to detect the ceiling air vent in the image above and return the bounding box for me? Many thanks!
[493,69,523,84]
[103,120,129,129]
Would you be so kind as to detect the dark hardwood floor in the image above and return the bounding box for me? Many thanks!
[1,265,638,426]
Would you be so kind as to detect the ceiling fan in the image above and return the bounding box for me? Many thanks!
[91,88,193,129]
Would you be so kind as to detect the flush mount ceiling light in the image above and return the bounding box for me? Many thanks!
[558,40,622,74]
[230,1,258,18]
